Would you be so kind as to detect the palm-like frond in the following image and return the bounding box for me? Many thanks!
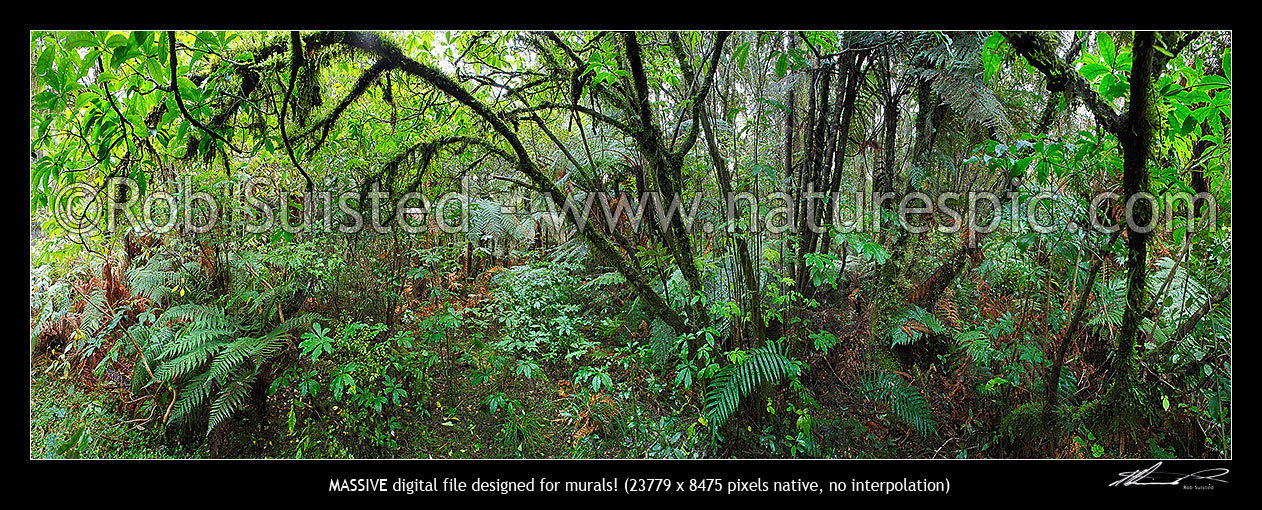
[860,369,938,437]
[704,341,800,430]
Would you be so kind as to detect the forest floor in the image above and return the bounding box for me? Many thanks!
[29,262,1094,459]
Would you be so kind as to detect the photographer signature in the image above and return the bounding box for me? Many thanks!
[1110,462,1229,487]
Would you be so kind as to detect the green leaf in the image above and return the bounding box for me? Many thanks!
[35,46,57,77]
[1097,32,1116,68]
[775,53,788,78]
[1223,48,1231,81]
[757,97,788,113]
[1107,82,1130,99]
[1079,63,1110,81]
[75,91,99,109]
[146,58,169,87]
[105,33,129,49]
[132,31,152,48]
[64,31,98,49]
[734,42,750,70]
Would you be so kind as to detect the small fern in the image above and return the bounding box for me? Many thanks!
[704,342,801,431]
[860,370,939,438]
[890,304,947,347]
[954,329,995,364]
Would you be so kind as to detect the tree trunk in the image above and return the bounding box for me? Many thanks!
[1108,31,1157,404]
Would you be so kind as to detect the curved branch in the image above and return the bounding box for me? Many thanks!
[503,101,634,136]
[294,58,396,157]
[1003,31,1122,135]
[278,31,314,193]
[168,31,242,154]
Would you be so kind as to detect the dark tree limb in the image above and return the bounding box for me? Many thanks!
[1003,31,1123,135]
[295,58,397,157]
[503,101,635,136]
[277,31,314,193]
[1042,230,1121,424]
[671,32,730,156]
[168,31,242,155]
[1112,31,1158,389]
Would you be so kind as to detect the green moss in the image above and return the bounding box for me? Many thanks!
[999,402,1046,441]
[1074,379,1154,439]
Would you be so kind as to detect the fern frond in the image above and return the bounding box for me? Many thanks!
[170,371,214,424]
[890,305,946,347]
[160,303,231,328]
[207,367,258,434]
[704,342,800,430]
[954,329,994,363]
[80,290,108,337]
[127,252,178,304]
[161,323,234,354]
[581,271,626,290]
[860,370,938,438]
[155,340,227,383]
[204,338,254,382]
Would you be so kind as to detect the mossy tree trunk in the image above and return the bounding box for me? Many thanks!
[1107,31,1157,407]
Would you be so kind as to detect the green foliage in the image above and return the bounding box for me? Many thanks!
[490,261,590,360]
[299,322,334,362]
[703,341,801,431]
[809,330,840,353]
[889,304,947,347]
[138,303,317,434]
[860,370,938,438]
[955,329,996,364]
[804,252,841,288]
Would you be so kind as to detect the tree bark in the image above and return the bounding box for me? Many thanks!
[1110,31,1157,397]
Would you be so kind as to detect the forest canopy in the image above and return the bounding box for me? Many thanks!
[29,30,1230,459]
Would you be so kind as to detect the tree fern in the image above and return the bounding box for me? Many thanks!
[908,31,1014,140]
[704,342,800,430]
[31,275,72,350]
[1089,277,1126,333]
[155,339,229,382]
[160,303,233,327]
